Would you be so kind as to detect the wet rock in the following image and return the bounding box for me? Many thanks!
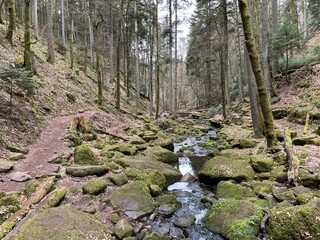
[199,150,255,185]
[143,146,178,164]
[8,171,32,182]
[117,157,182,186]
[82,178,107,195]
[0,159,14,173]
[158,203,178,216]
[109,173,128,186]
[111,181,155,219]
[180,173,197,182]
[66,165,109,177]
[268,198,320,240]
[143,232,170,240]
[74,145,101,165]
[193,125,211,133]
[216,181,256,200]
[114,219,134,239]
[203,199,263,240]
[15,205,110,239]
[157,194,181,216]
[250,155,274,172]
[173,214,196,228]
[201,196,214,204]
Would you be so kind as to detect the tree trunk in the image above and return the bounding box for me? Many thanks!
[109,0,114,87]
[88,15,94,67]
[135,0,140,109]
[0,0,4,24]
[168,0,173,113]
[116,0,124,111]
[173,0,178,112]
[47,0,55,63]
[221,0,229,119]
[61,0,66,47]
[233,0,244,101]
[303,0,308,39]
[97,54,102,106]
[24,0,32,73]
[6,0,16,45]
[271,0,279,77]
[155,0,160,118]
[149,5,154,116]
[31,0,38,38]
[261,0,271,99]
[239,0,277,148]
[70,15,74,69]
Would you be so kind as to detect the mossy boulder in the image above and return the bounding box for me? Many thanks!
[15,205,109,240]
[111,181,155,219]
[203,199,263,240]
[153,138,174,151]
[292,134,318,146]
[66,165,109,177]
[82,178,107,195]
[238,138,259,149]
[143,146,178,163]
[250,155,274,172]
[298,168,319,188]
[5,144,28,154]
[268,198,320,240]
[117,144,138,156]
[109,173,128,186]
[45,187,67,208]
[216,181,256,200]
[272,152,287,165]
[114,219,133,239]
[0,159,14,173]
[251,180,274,196]
[157,194,181,216]
[117,157,182,186]
[199,150,255,185]
[149,184,162,197]
[272,186,296,203]
[128,135,146,145]
[74,145,101,165]
[139,131,158,142]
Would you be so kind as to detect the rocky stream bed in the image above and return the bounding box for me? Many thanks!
[1,112,320,240]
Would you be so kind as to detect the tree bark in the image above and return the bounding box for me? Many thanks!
[61,0,66,47]
[168,0,173,113]
[0,0,4,24]
[135,0,140,109]
[70,15,74,69]
[271,0,279,77]
[24,0,32,74]
[31,0,38,38]
[97,54,102,106]
[47,0,55,63]
[155,0,160,118]
[6,0,16,45]
[239,0,277,148]
[109,0,114,87]
[173,0,178,112]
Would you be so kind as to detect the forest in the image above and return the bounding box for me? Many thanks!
[0,0,320,239]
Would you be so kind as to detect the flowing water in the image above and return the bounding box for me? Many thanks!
[150,130,225,240]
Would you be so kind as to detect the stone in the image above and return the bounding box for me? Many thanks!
[8,171,32,182]
[298,168,319,188]
[153,138,174,151]
[6,144,28,154]
[109,173,128,186]
[250,155,274,172]
[158,203,178,216]
[203,199,263,240]
[268,198,320,240]
[149,184,162,197]
[143,146,178,163]
[173,214,196,228]
[114,219,134,239]
[0,159,14,173]
[128,135,146,145]
[180,172,197,182]
[139,131,158,142]
[116,157,182,186]
[238,138,259,148]
[117,144,138,156]
[199,150,255,185]
[9,153,26,161]
[111,181,155,219]
[110,213,119,224]
[82,178,107,195]
[15,205,109,240]
[74,145,101,165]
[251,180,274,196]
[201,196,214,204]
[272,186,296,203]
[66,165,109,177]
[292,134,318,146]
[157,194,181,216]
[45,187,67,208]
[216,181,256,200]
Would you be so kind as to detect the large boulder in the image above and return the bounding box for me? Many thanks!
[268,198,320,240]
[15,205,109,240]
[143,146,178,163]
[74,145,100,165]
[199,150,255,185]
[117,157,182,186]
[250,155,274,172]
[203,199,263,240]
[216,181,256,200]
[111,181,155,219]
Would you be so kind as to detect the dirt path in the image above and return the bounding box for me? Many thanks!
[0,110,96,193]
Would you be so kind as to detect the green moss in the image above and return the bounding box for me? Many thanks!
[250,155,274,172]
[109,173,128,186]
[24,179,41,197]
[82,178,107,195]
[66,92,76,103]
[0,191,20,223]
[216,181,256,200]
[74,145,101,165]
[45,187,67,208]
[143,146,178,163]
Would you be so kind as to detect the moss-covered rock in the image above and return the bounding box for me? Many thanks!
[272,186,296,203]
[272,108,289,119]
[111,181,155,219]
[139,131,158,142]
[128,135,146,145]
[268,198,320,240]
[117,144,138,156]
[66,165,109,177]
[5,144,28,154]
[124,168,143,180]
[109,173,128,186]
[153,138,174,151]
[298,168,319,188]
[0,191,20,223]
[82,178,107,195]
[74,145,101,165]
[250,155,274,172]
[272,152,287,165]
[238,138,259,149]
[114,219,134,239]
[0,159,14,173]
[24,179,41,197]
[157,194,181,216]
[203,199,263,240]
[45,187,67,208]
[149,184,162,197]
[251,180,274,196]
[199,150,255,185]
[216,181,256,200]
[143,146,178,163]
[15,205,109,240]
[117,157,182,186]
[292,134,318,146]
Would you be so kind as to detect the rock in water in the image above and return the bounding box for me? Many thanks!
[173,214,196,228]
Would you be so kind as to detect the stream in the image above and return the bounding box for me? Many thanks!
[150,130,225,240]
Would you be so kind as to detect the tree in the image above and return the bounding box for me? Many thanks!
[238,0,277,148]
[31,0,39,38]
[6,0,16,45]
[61,0,66,47]
[308,0,320,32]
[0,0,4,24]
[24,0,32,74]
[47,0,55,63]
